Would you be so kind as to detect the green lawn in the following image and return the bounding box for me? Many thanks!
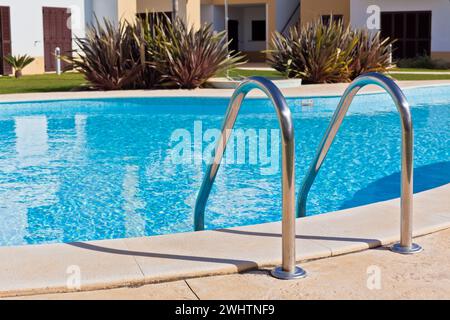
[225,68,450,81]
[0,69,284,95]
[389,73,450,81]
[215,68,284,79]
[388,67,450,80]
[390,68,450,73]
[224,68,450,81]
[1,69,449,95]
[0,73,86,94]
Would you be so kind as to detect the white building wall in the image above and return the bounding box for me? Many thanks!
[200,4,214,27]
[350,0,450,52]
[276,0,299,32]
[0,0,86,57]
[86,0,119,26]
[213,5,225,31]
[240,6,266,52]
[206,5,266,52]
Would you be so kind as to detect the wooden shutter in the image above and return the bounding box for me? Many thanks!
[0,6,12,75]
[43,7,72,72]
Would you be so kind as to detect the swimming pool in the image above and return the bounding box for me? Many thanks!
[0,85,449,246]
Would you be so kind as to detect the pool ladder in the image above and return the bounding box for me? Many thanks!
[193,73,422,281]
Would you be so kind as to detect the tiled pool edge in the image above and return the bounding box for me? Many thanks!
[0,184,449,298]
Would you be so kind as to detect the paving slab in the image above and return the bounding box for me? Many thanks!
[10,228,450,300]
[186,228,450,300]
[0,239,144,297]
[123,223,330,283]
[8,280,196,300]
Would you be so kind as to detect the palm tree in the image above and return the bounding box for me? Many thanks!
[3,54,35,78]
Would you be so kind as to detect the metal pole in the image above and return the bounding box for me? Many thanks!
[172,0,178,19]
[55,47,61,76]
[193,77,306,279]
[224,0,230,79]
[296,72,422,254]
[224,0,229,36]
[388,44,393,66]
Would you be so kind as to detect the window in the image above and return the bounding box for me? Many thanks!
[251,20,266,41]
[380,11,431,59]
[321,14,343,25]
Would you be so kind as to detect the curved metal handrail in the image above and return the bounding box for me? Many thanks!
[193,76,306,279]
[296,72,422,254]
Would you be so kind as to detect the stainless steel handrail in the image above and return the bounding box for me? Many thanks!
[297,72,422,254]
[193,76,306,279]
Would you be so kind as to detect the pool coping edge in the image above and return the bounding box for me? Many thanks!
[0,183,448,298]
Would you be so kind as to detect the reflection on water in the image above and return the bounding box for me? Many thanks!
[15,116,48,161]
[123,165,145,238]
[75,114,87,151]
[0,97,448,246]
[1,116,53,244]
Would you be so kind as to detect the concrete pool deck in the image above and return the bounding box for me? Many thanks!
[0,80,450,103]
[0,183,448,298]
[11,227,450,300]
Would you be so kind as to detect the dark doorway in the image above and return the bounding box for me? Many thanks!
[42,7,72,72]
[381,11,432,59]
[228,19,239,52]
[321,14,343,25]
[251,20,266,41]
[0,6,12,75]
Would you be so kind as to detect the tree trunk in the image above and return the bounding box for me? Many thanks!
[15,69,22,79]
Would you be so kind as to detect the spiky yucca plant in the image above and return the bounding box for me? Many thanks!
[66,18,142,90]
[65,15,244,90]
[131,14,165,89]
[349,29,395,79]
[268,18,393,83]
[3,54,35,78]
[268,31,296,78]
[269,19,357,83]
[151,17,245,89]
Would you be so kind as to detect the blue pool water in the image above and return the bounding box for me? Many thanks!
[0,86,449,246]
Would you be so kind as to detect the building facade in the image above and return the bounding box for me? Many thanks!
[2,0,448,76]
[300,0,450,61]
[0,0,301,75]
[0,0,138,75]
[0,0,85,75]
[140,0,300,61]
